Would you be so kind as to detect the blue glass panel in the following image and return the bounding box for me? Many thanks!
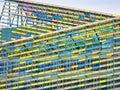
[79,15,84,20]
[84,12,90,17]
[26,32,31,37]
[26,59,32,64]
[79,52,85,57]
[100,54,106,58]
[90,17,95,22]
[57,27,62,30]
[22,5,31,11]
[106,27,113,31]
[106,37,113,41]
[0,74,6,78]
[58,50,72,56]
[37,17,52,21]
[66,30,79,35]
[0,42,2,46]
[101,88,107,90]
[39,48,46,51]
[86,62,92,65]
[41,20,47,24]
[52,15,63,19]
[100,28,113,32]
[102,43,107,48]
[78,63,85,68]
[92,64,100,69]
[2,54,8,59]
[27,40,33,45]
[38,12,48,17]
[115,41,120,45]
[16,34,21,39]
[51,73,58,77]
[86,58,92,60]
[9,57,20,62]
[46,50,52,55]
[52,58,59,63]
[19,69,25,75]
[33,34,40,38]
[73,60,78,63]
[32,11,38,15]
[64,66,71,70]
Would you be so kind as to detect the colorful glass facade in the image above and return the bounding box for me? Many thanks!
[0,0,120,90]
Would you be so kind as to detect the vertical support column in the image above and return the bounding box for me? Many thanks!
[112,20,115,89]
[17,5,19,27]
[20,8,23,26]
[8,2,11,27]
[0,1,6,20]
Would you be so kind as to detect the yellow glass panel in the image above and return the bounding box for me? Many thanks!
[26,70,32,72]
[32,68,38,71]
[38,82,43,84]
[114,46,120,49]
[19,80,24,83]
[11,38,16,40]
[44,86,50,88]
[0,84,6,87]
[0,47,2,51]
[20,61,26,64]
[86,66,92,70]
[80,56,86,60]
[96,15,101,19]
[72,64,78,68]
[85,9,90,12]
[85,17,90,21]
[93,60,99,64]
[12,86,18,89]
[13,67,19,70]
[63,17,68,20]
[52,8,58,11]
[32,83,38,86]
[100,85,106,88]
[45,80,50,83]
[112,14,118,16]
[1,89,6,90]
[72,49,79,54]
[38,77,43,80]
[26,64,32,68]
[40,62,45,65]
[32,73,38,76]
[33,15,37,18]
[38,72,44,75]
[100,39,106,42]
[78,84,85,87]
[19,85,24,88]
[107,52,113,56]
[81,68,85,71]
[100,80,106,83]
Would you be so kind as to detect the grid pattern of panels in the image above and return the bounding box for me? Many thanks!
[0,0,115,42]
[0,18,120,90]
[0,26,55,42]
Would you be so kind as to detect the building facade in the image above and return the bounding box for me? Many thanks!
[0,0,120,90]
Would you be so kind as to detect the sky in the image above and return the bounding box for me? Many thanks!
[0,0,120,15]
